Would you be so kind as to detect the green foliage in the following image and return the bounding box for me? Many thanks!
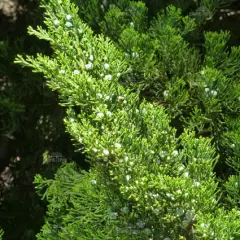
[0,229,3,240]
[100,1,148,40]
[100,6,129,41]
[199,0,231,11]
[34,163,151,239]
[102,5,200,121]
[224,175,240,209]
[194,208,240,239]
[14,0,240,239]
[96,1,240,185]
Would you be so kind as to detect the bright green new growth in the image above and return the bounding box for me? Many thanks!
[15,0,240,239]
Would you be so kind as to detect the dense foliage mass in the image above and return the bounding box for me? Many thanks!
[1,0,240,239]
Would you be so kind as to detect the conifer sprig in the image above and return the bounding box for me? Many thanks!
[15,0,240,239]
